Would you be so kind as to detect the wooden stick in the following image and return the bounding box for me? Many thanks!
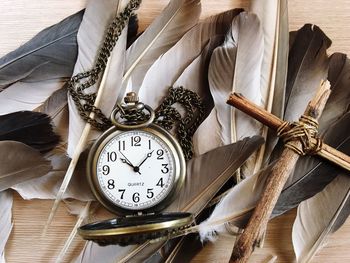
[229,81,331,262]
[227,91,350,172]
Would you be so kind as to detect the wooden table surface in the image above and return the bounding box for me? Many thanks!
[1,0,350,262]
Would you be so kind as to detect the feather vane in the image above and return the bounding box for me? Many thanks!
[121,0,202,98]
[0,111,59,153]
[0,191,13,262]
[0,141,52,191]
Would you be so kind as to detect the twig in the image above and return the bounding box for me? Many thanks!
[228,80,331,262]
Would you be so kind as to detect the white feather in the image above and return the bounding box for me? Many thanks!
[198,165,271,240]
[46,0,128,234]
[208,12,264,151]
[0,81,63,115]
[67,0,128,156]
[292,174,350,263]
[0,191,13,263]
[121,0,201,98]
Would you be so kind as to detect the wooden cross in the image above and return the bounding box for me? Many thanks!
[225,80,350,262]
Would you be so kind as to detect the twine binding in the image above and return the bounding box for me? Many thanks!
[277,115,323,156]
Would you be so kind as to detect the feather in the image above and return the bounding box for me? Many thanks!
[192,10,264,249]
[250,0,289,119]
[35,86,69,142]
[171,36,224,157]
[198,164,272,240]
[319,53,350,131]
[283,24,331,122]
[12,148,94,201]
[126,13,139,48]
[287,53,350,262]
[121,0,201,98]
[0,11,83,114]
[273,54,350,217]
[47,0,129,231]
[0,111,59,153]
[292,173,350,263]
[206,26,343,231]
[67,0,128,156]
[76,136,264,263]
[0,10,83,89]
[49,0,130,257]
[138,9,243,110]
[208,12,263,153]
[0,141,51,191]
[250,0,289,169]
[0,190,13,263]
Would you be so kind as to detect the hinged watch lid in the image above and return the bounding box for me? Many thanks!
[78,212,194,246]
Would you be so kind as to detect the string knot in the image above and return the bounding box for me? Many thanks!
[277,115,322,155]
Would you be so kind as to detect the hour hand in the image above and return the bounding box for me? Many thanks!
[119,151,141,174]
[120,158,134,168]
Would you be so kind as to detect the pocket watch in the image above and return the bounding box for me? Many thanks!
[79,92,194,245]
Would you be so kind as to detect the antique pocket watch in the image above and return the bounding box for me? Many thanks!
[79,92,194,245]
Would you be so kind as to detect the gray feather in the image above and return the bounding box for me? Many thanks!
[0,10,84,89]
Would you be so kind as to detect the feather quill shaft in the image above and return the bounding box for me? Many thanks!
[44,58,112,233]
[55,201,91,263]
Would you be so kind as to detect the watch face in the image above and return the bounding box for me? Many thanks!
[94,129,177,211]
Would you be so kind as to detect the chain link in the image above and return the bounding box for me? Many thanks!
[68,0,142,131]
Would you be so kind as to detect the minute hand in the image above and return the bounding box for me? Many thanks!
[138,151,154,168]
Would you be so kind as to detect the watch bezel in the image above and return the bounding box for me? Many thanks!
[87,123,186,215]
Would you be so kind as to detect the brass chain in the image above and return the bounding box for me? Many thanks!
[118,87,205,161]
[154,87,205,160]
[68,0,142,131]
[68,0,204,160]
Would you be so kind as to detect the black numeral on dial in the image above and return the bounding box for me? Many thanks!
[147,188,154,198]
[118,140,125,151]
[131,136,141,146]
[118,189,125,199]
[161,164,169,174]
[156,178,164,187]
[107,151,117,162]
[157,149,164,159]
[102,165,110,175]
[107,179,115,189]
[132,192,140,203]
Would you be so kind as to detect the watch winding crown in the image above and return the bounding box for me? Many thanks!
[124,92,139,104]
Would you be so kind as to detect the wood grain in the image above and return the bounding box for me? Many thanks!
[1,0,350,262]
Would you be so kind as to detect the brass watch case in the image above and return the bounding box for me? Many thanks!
[78,212,194,246]
[87,123,186,215]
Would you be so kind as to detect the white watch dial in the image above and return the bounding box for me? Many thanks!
[96,130,176,210]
